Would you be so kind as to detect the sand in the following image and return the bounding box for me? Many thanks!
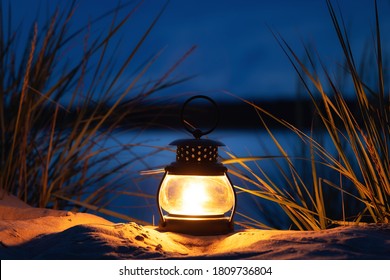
[1,191,389,260]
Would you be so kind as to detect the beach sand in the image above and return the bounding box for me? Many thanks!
[1,191,389,260]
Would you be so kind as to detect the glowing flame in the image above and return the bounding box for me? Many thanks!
[181,181,209,214]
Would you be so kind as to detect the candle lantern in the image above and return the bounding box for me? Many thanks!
[157,95,236,235]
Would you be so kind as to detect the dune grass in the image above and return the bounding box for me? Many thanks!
[0,0,192,223]
[226,0,389,230]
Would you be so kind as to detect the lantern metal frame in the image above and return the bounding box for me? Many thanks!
[156,95,237,235]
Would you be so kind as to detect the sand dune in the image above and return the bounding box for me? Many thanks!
[1,192,389,260]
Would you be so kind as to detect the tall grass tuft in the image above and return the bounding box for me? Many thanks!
[0,1,191,223]
[226,0,389,230]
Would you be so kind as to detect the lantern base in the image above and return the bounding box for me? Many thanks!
[158,215,234,236]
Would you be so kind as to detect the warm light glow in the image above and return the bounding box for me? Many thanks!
[181,181,209,214]
[159,174,234,216]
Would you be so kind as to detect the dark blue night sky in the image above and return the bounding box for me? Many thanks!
[7,0,390,101]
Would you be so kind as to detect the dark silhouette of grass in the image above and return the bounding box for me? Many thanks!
[0,0,194,223]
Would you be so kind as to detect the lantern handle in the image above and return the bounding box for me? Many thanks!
[180,95,220,139]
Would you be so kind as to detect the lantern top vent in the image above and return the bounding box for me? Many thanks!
[170,138,224,164]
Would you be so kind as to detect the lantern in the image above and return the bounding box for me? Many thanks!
[157,96,236,235]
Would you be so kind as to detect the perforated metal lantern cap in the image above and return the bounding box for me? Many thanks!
[165,138,227,176]
[175,138,220,163]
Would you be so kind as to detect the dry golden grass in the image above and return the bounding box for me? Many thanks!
[0,1,192,223]
[225,0,389,230]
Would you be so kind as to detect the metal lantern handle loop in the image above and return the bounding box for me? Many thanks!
[180,95,220,139]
